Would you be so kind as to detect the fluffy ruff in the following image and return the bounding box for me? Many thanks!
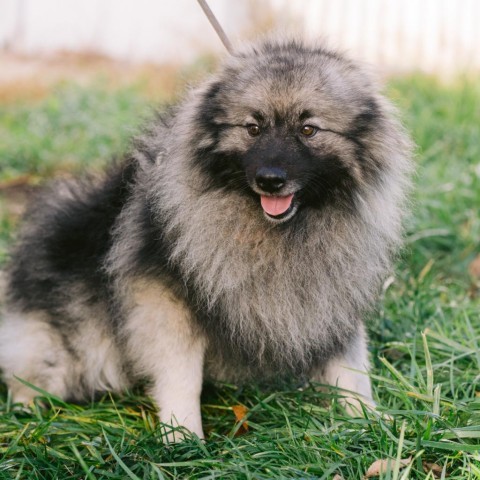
[0,39,412,440]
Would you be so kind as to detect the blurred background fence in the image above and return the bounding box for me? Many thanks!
[1,0,479,74]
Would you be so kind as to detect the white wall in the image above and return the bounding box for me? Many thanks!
[0,0,249,63]
[1,0,480,73]
[274,0,480,74]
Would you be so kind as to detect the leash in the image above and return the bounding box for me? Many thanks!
[196,0,233,54]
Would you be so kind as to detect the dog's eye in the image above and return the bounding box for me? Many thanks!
[301,125,317,137]
[246,124,261,136]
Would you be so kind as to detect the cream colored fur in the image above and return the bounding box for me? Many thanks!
[123,280,206,440]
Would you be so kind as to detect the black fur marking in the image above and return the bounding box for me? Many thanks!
[198,82,226,130]
[348,99,381,139]
[128,198,200,311]
[299,110,315,122]
[299,167,357,211]
[251,111,265,123]
[196,149,252,196]
[7,160,137,317]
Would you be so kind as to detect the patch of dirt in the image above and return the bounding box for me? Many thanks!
[0,178,39,219]
[0,51,191,103]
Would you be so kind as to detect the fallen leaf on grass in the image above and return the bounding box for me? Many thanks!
[365,456,412,477]
[468,255,480,298]
[333,474,344,480]
[469,255,480,279]
[232,404,249,436]
[423,461,444,478]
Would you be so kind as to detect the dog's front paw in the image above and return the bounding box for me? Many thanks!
[160,417,205,444]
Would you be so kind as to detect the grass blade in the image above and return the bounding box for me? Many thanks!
[70,443,97,480]
[103,430,141,480]
[422,331,434,397]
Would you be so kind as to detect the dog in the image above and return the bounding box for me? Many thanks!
[0,38,412,441]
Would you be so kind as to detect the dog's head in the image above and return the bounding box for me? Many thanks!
[191,40,403,223]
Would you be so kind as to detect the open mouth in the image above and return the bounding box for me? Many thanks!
[260,193,299,222]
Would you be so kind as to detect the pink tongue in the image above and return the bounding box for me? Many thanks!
[260,194,294,216]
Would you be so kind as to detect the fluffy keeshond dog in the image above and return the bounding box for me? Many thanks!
[0,39,412,440]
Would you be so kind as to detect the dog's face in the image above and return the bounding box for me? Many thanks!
[194,42,385,223]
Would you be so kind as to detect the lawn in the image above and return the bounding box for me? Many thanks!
[0,72,479,479]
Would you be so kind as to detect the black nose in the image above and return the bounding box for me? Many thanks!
[255,167,287,193]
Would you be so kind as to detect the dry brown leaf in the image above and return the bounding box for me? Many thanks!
[468,255,480,298]
[469,255,480,279]
[333,474,344,480]
[423,461,444,478]
[365,456,412,477]
[232,404,249,436]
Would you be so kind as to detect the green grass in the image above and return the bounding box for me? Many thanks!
[0,76,479,479]
[0,83,151,181]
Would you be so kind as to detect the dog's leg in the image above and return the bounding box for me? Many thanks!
[312,325,375,415]
[125,282,206,442]
[149,335,205,442]
[0,311,74,403]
